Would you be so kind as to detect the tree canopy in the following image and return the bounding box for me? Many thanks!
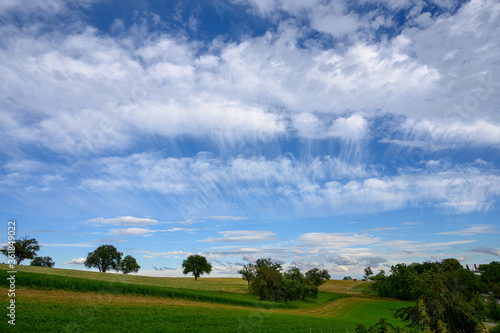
[394,271,486,332]
[238,263,255,285]
[305,268,331,286]
[239,258,327,303]
[368,258,490,332]
[0,236,40,265]
[119,255,140,274]
[84,245,122,273]
[30,256,55,268]
[182,254,212,280]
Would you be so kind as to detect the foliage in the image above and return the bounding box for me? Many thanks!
[370,258,486,301]
[119,255,140,274]
[489,325,500,333]
[442,266,488,301]
[355,318,414,333]
[493,282,500,301]
[30,256,55,268]
[486,293,500,322]
[305,268,331,286]
[480,261,500,288]
[84,245,122,273]
[182,254,212,280]
[441,258,462,272]
[284,267,318,300]
[370,263,418,300]
[364,266,374,280]
[248,258,284,302]
[238,263,255,285]
[0,236,40,265]
[241,259,324,303]
[394,271,486,333]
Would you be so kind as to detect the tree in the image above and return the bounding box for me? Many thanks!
[0,236,40,265]
[441,258,462,272]
[364,266,373,280]
[305,268,330,286]
[84,245,122,273]
[394,271,486,333]
[238,263,255,285]
[492,282,500,301]
[249,258,284,302]
[182,254,212,280]
[479,261,500,288]
[284,267,318,301]
[30,256,55,268]
[119,255,140,274]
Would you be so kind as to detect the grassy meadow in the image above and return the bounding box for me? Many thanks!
[1,264,415,332]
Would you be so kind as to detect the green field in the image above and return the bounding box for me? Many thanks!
[1,264,415,332]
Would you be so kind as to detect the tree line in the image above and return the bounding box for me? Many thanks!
[365,258,500,333]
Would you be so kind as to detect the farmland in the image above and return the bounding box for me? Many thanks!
[1,264,414,332]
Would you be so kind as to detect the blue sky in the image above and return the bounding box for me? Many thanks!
[0,0,499,278]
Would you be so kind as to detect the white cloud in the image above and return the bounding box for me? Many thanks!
[87,216,158,226]
[110,228,155,237]
[437,224,497,236]
[310,2,361,38]
[404,119,500,146]
[63,257,86,265]
[401,222,424,226]
[299,232,382,249]
[167,228,198,232]
[77,153,500,216]
[142,250,191,258]
[208,216,249,221]
[178,218,196,225]
[292,113,368,140]
[202,230,276,243]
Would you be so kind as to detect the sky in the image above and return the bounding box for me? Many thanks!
[0,0,499,279]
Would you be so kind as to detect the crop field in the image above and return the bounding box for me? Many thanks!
[1,264,414,332]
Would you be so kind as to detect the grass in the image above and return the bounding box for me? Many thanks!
[1,290,414,333]
[0,264,415,332]
[0,269,291,309]
[0,264,248,293]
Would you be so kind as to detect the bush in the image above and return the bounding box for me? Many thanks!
[489,325,500,333]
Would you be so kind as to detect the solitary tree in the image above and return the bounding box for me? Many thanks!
[119,255,140,274]
[182,254,212,280]
[84,245,122,273]
[30,256,55,268]
[0,236,40,265]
